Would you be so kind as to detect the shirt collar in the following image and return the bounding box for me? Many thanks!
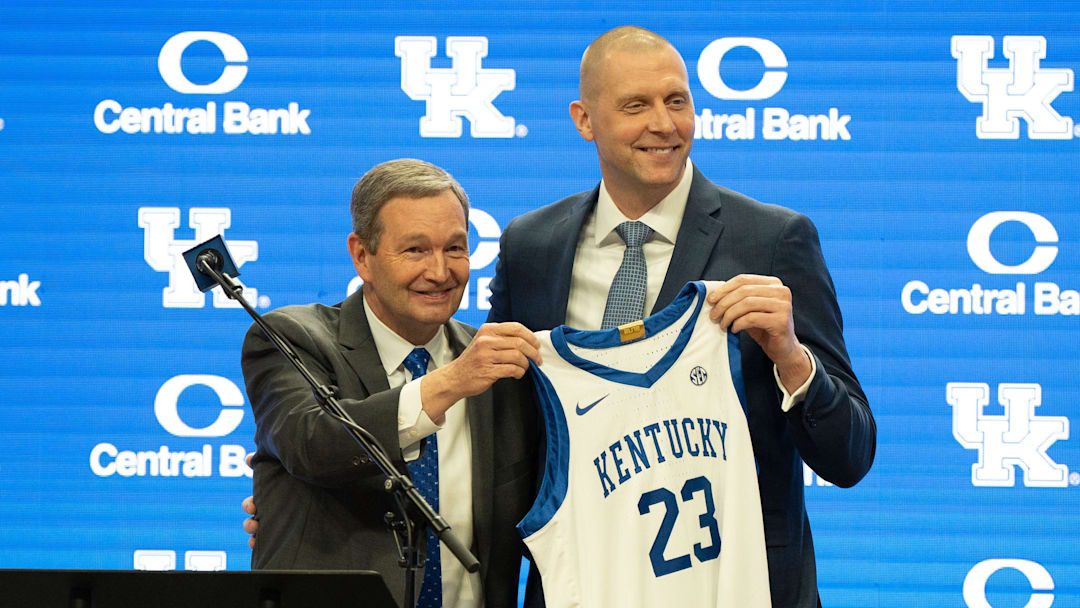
[362,292,448,376]
[595,159,694,246]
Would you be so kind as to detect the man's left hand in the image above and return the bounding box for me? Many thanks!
[706,274,812,392]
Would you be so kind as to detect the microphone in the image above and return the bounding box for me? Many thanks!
[196,248,224,273]
[182,235,241,293]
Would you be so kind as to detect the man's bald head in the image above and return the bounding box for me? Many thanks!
[569,25,694,215]
[579,26,683,106]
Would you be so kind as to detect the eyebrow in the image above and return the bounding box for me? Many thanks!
[397,229,468,244]
[614,87,690,106]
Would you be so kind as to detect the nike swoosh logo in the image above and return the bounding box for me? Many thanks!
[575,394,609,416]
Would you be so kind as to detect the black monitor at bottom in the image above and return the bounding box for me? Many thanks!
[0,569,394,608]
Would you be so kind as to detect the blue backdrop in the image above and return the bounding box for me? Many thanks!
[1,2,1078,606]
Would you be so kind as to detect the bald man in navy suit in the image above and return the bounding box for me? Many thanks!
[486,26,876,608]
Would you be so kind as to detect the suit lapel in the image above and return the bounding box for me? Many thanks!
[341,300,493,580]
[541,188,597,329]
[337,290,392,395]
[444,320,495,583]
[656,167,725,310]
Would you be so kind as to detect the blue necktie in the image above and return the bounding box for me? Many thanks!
[403,348,441,608]
[601,221,654,329]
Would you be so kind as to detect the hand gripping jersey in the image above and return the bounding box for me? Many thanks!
[519,281,771,608]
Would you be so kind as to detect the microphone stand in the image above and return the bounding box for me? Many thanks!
[192,251,479,606]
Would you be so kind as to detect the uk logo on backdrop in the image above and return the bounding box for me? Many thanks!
[138,207,262,309]
[951,35,1076,139]
[134,549,227,571]
[395,36,518,138]
[947,382,1070,487]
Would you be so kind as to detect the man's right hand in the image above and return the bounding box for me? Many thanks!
[420,322,541,423]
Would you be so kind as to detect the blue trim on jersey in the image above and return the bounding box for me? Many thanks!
[727,332,760,476]
[727,332,747,413]
[517,362,571,539]
[549,281,706,388]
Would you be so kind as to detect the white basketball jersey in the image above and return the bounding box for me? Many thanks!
[519,281,771,608]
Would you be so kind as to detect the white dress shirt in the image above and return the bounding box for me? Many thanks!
[362,298,482,608]
[564,159,815,411]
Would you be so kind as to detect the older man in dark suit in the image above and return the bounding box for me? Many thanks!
[242,159,540,608]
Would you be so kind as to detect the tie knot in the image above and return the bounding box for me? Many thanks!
[403,348,431,379]
[615,221,652,248]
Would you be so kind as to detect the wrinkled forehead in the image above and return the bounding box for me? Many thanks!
[379,192,468,235]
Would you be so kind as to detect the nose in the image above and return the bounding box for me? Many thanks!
[646,104,676,135]
[424,251,450,283]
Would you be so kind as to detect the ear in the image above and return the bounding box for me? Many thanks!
[569,100,593,141]
[347,233,373,283]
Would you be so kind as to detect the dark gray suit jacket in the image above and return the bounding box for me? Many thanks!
[241,290,538,608]
[487,166,876,608]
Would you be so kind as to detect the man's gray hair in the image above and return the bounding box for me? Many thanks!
[350,158,469,252]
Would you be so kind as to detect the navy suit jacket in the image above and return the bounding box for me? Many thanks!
[487,166,876,607]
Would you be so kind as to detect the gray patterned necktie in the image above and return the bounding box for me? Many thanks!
[601,221,654,329]
[402,348,441,608]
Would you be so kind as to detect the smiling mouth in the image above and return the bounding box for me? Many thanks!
[637,145,679,156]
[413,287,457,301]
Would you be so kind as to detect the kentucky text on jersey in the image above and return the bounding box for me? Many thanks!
[594,416,729,498]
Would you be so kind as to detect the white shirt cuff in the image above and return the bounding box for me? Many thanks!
[774,345,817,413]
[398,378,442,460]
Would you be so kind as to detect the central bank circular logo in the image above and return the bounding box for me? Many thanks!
[158,31,249,94]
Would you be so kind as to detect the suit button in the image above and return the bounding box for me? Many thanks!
[360,456,370,464]
[352,456,361,466]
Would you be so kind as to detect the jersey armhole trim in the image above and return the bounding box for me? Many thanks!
[728,332,746,413]
[727,331,760,476]
[517,362,571,538]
